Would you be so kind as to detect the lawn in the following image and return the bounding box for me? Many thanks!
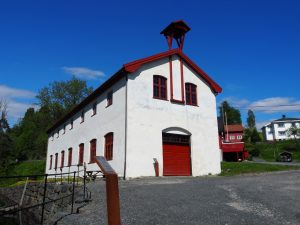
[221,161,300,176]
[247,140,300,162]
[0,160,45,187]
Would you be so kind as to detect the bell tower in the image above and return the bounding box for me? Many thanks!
[160,20,191,51]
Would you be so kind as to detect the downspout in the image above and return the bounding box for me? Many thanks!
[123,73,128,180]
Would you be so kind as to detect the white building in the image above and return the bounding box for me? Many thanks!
[45,21,222,178]
[262,115,300,141]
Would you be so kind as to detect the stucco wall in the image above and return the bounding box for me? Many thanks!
[46,77,126,176]
[125,56,221,177]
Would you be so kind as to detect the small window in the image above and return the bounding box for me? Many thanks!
[105,133,114,161]
[237,135,243,140]
[278,123,285,128]
[56,130,59,138]
[55,153,58,170]
[185,83,197,105]
[51,134,54,141]
[153,75,167,100]
[61,150,65,168]
[92,102,97,116]
[70,119,73,130]
[49,155,53,170]
[278,131,286,136]
[90,139,97,163]
[63,124,66,134]
[79,143,84,165]
[229,136,235,140]
[107,91,113,106]
[68,148,72,167]
[81,110,85,123]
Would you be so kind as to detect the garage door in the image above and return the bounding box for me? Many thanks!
[163,133,191,176]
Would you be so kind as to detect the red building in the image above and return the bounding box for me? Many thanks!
[218,122,249,161]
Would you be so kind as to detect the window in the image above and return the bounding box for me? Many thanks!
[51,134,54,141]
[278,123,285,128]
[237,135,243,140]
[81,110,85,123]
[90,139,97,163]
[63,124,66,134]
[278,131,286,136]
[49,155,53,170]
[79,144,84,165]
[185,83,197,105]
[54,153,58,170]
[92,102,97,116]
[61,150,65,168]
[153,75,167,100]
[229,135,235,140]
[68,148,72,167]
[107,91,113,106]
[56,130,59,138]
[105,133,114,161]
[70,119,73,130]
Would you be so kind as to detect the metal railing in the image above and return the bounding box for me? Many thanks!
[0,164,96,225]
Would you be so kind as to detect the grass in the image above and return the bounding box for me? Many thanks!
[221,161,300,176]
[0,160,45,187]
[247,140,300,162]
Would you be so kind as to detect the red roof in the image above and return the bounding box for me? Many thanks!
[124,48,222,93]
[47,49,222,133]
[224,124,244,132]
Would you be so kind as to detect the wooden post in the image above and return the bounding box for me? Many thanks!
[95,156,121,225]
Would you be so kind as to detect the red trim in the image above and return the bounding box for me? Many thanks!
[68,148,72,167]
[49,155,53,170]
[47,48,221,134]
[169,56,173,99]
[170,99,185,104]
[105,133,114,161]
[79,143,84,165]
[61,150,65,168]
[180,58,185,102]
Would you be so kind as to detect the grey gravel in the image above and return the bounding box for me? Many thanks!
[58,170,300,225]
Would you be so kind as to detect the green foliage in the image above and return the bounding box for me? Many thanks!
[36,76,93,122]
[286,126,300,139]
[7,77,93,163]
[247,109,256,129]
[220,162,300,176]
[247,140,300,162]
[219,101,242,125]
[244,128,261,144]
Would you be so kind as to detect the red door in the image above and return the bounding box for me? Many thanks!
[162,133,191,176]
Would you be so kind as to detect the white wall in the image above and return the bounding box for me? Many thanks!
[125,56,221,177]
[46,78,127,176]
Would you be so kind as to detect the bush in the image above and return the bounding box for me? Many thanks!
[249,148,260,157]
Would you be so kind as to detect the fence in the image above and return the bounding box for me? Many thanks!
[0,164,95,225]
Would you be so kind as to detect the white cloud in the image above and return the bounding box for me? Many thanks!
[219,96,249,108]
[62,67,105,80]
[0,85,36,99]
[0,85,36,124]
[249,97,300,113]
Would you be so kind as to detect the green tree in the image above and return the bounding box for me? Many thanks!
[11,77,93,161]
[286,125,300,139]
[0,100,13,170]
[36,76,93,121]
[219,101,242,125]
[247,109,256,129]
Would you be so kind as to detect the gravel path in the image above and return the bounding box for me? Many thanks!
[58,170,300,225]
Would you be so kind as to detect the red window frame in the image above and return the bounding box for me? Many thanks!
[185,83,197,106]
[105,133,113,161]
[61,150,65,168]
[90,139,97,163]
[153,75,167,100]
[79,143,84,165]
[49,155,53,170]
[68,148,72,167]
[107,91,113,106]
[54,153,58,170]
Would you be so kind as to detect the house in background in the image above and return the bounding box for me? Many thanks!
[218,119,248,161]
[262,115,300,141]
[46,21,222,178]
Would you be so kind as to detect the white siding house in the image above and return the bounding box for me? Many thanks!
[45,21,222,178]
[262,115,300,141]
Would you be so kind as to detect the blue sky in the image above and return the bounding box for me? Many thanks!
[1,0,300,128]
